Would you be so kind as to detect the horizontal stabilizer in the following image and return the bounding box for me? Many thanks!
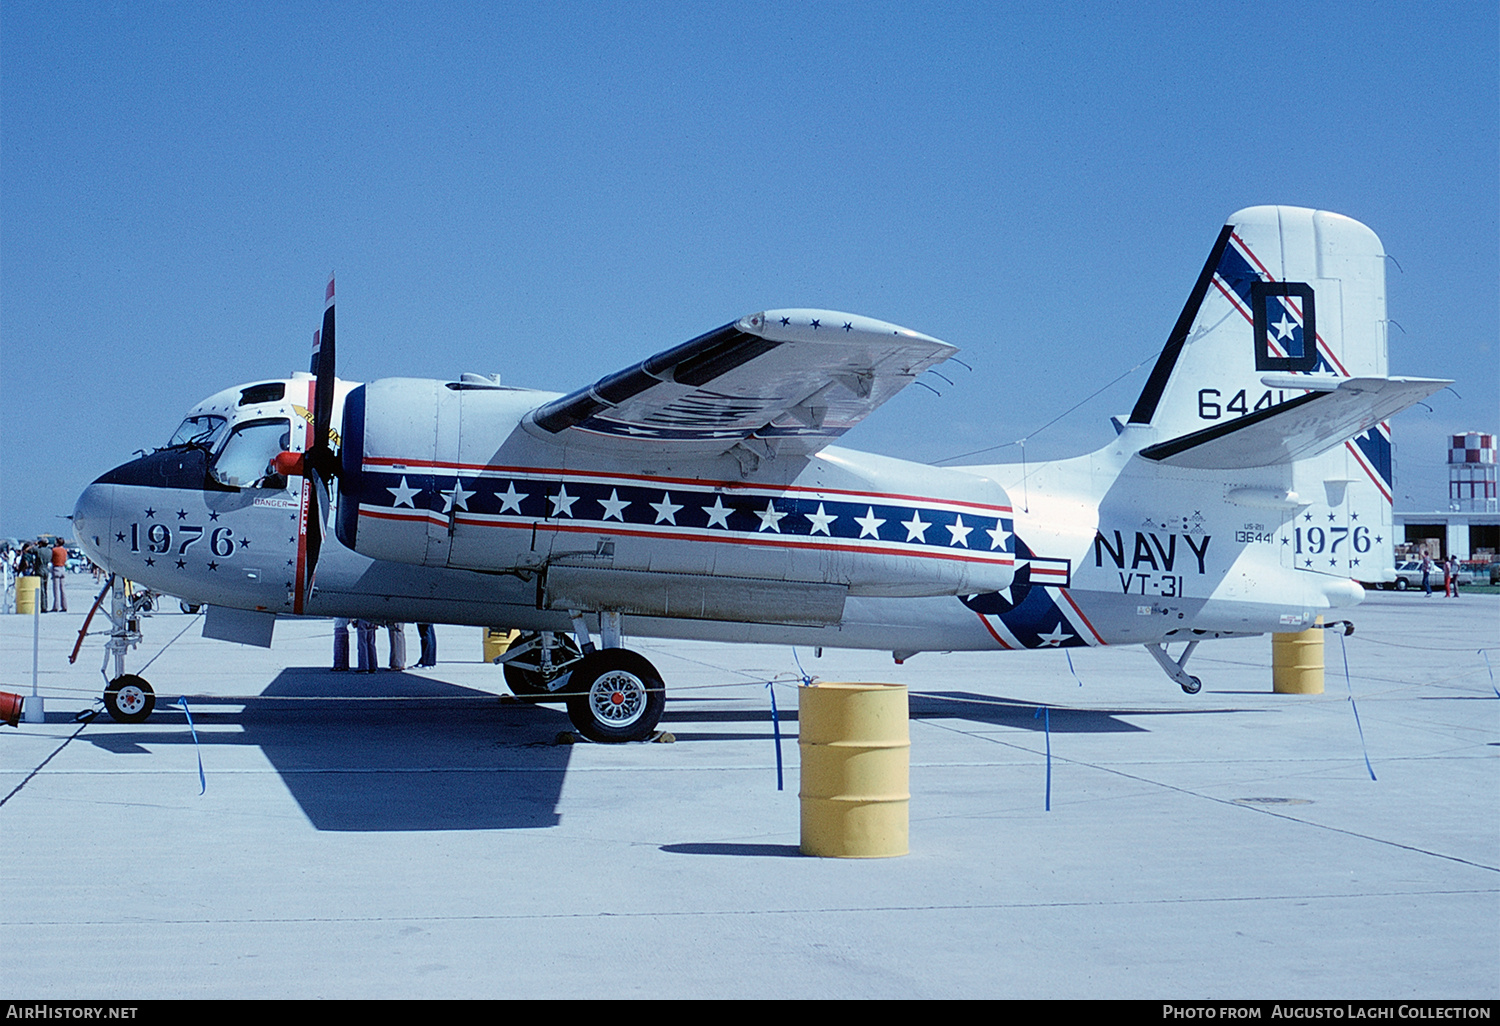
[1138,376,1449,469]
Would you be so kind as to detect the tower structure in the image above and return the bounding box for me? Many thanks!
[1448,432,1497,512]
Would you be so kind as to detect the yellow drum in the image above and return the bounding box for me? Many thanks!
[15,576,39,615]
[483,628,519,663]
[798,682,910,858]
[1272,616,1324,694]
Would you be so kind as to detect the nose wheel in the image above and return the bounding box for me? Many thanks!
[563,649,666,743]
[103,674,156,723]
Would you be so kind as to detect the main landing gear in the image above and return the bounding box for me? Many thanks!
[493,613,666,743]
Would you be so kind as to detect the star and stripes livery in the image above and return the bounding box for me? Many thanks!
[73,204,1449,736]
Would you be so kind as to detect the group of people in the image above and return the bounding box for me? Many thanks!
[333,619,439,672]
[1420,553,1464,598]
[5,539,71,612]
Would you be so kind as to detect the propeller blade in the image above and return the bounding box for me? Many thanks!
[301,274,337,600]
[313,274,335,457]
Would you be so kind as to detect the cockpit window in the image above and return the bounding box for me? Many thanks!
[168,414,228,449]
[210,418,292,489]
[239,382,286,406]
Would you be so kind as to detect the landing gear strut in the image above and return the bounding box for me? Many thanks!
[1146,640,1203,694]
[98,576,158,723]
[495,630,586,699]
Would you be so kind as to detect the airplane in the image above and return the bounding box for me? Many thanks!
[71,206,1447,742]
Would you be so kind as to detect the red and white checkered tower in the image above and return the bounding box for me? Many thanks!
[1449,432,1497,512]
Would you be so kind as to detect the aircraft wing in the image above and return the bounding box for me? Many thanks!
[1138,376,1450,470]
[524,309,955,460]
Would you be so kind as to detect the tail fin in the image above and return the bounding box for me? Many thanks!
[1129,205,1388,434]
[1129,207,1402,584]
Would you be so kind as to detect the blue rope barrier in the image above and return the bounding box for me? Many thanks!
[1033,705,1052,811]
[1337,632,1376,782]
[177,696,206,795]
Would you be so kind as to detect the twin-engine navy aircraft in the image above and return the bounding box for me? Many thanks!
[74,206,1446,741]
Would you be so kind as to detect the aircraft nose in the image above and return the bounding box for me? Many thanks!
[72,479,116,569]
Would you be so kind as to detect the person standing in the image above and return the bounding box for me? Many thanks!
[386,622,406,671]
[50,540,69,612]
[417,623,437,667]
[332,617,352,671]
[355,620,378,673]
[1421,553,1434,597]
[27,543,50,612]
[1446,555,1461,598]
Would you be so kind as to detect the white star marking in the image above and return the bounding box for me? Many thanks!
[756,500,787,533]
[496,481,528,514]
[440,480,473,513]
[805,503,837,536]
[549,485,578,517]
[702,496,732,529]
[650,492,683,525]
[946,514,972,547]
[387,476,419,508]
[598,489,630,521]
[901,510,930,543]
[1273,313,1298,340]
[854,506,885,539]
[986,520,1011,550]
[1037,624,1074,647]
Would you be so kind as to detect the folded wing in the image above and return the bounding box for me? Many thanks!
[524,309,955,460]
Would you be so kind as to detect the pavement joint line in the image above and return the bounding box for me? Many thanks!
[915,717,1500,874]
[4,887,1496,929]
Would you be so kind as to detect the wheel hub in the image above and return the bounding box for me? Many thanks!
[118,687,147,714]
[590,671,645,725]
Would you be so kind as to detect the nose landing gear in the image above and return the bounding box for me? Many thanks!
[104,674,155,723]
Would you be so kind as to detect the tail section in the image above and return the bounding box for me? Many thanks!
[1128,207,1415,585]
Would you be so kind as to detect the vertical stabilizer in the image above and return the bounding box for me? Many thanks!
[1130,207,1396,583]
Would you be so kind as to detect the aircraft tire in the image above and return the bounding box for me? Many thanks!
[1180,675,1202,695]
[104,674,156,723]
[564,649,665,744]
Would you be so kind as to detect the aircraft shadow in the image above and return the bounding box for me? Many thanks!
[662,691,1157,735]
[87,667,575,832]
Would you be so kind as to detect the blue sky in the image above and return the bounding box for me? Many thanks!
[2,1,1495,539]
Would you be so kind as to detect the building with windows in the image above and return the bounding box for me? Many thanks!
[1393,430,1500,561]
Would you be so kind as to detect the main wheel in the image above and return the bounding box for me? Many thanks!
[564,649,665,743]
[502,631,584,700]
[104,674,155,723]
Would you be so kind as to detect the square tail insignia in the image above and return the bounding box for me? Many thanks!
[1252,281,1317,372]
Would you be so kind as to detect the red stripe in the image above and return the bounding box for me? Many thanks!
[1057,588,1106,645]
[974,611,1013,650]
[1230,233,1350,377]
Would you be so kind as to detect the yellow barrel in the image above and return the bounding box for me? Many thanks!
[15,576,39,615]
[1272,615,1324,694]
[798,682,910,858]
[483,628,519,662]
